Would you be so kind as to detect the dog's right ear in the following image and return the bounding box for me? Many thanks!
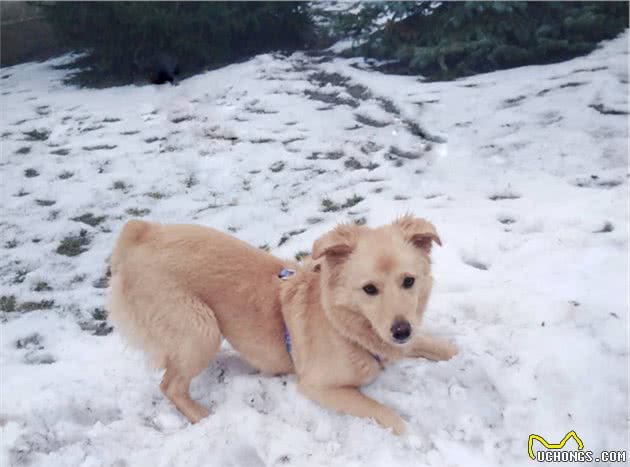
[312,224,359,260]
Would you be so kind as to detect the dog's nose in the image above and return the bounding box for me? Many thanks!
[390,319,411,343]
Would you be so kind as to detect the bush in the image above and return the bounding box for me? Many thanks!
[337,1,629,80]
[37,1,314,86]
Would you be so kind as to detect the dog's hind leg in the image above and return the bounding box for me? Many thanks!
[158,297,221,424]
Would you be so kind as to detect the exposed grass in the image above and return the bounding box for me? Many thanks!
[5,239,18,249]
[489,192,521,201]
[92,307,108,320]
[34,281,53,292]
[172,115,195,124]
[321,198,340,212]
[112,180,128,190]
[22,129,50,141]
[270,161,286,173]
[35,199,56,207]
[295,250,310,261]
[125,207,150,217]
[59,171,74,179]
[0,295,53,313]
[344,157,379,171]
[341,194,364,209]
[80,124,105,133]
[92,276,109,289]
[72,213,106,227]
[56,230,90,257]
[185,175,198,188]
[0,295,17,312]
[146,191,165,199]
[354,113,389,128]
[278,229,306,246]
[19,300,55,312]
[13,269,28,284]
[16,333,42,349]
[83,144,117,151]
[50,148,70,156]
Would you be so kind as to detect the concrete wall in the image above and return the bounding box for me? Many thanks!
[1,2,62,66]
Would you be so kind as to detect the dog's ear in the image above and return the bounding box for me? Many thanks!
[394,214,442,254]
[312,223,359,260]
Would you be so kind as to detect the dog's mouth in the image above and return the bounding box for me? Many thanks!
[391,334,411,345]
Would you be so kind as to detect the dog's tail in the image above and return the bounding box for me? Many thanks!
[110,219,151,276]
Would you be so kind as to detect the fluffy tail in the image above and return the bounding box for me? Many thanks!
[110,219,150,275]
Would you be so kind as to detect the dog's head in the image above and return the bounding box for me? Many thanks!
[312,214,441,346]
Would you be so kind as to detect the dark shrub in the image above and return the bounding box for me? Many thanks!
[37,1,314,86]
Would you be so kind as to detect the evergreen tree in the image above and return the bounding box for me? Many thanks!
[37,2,313,86]
[335,1,628,80]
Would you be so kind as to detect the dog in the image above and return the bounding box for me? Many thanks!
[107,215,458,435]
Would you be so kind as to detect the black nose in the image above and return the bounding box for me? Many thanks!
[390,319,411,343]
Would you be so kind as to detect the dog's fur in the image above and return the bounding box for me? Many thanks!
[107,216,457,434]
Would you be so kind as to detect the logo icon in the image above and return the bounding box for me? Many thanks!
[528,431,584,460]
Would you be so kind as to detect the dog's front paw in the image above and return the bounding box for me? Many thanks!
[378,411,407,436]
[408,335,459,361]
[436,340,459,361]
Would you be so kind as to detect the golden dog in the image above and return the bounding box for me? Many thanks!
[107,215,457,434]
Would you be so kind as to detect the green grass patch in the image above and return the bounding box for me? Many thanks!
[295,250,310,261]
[0,295,17,312]
[342,194,364,209]
[34,281,53,292]
[72,213,106,227]
[56,230,90,257]
[22,129,50,141]
[321,198,340,212]
[125,207,150,217]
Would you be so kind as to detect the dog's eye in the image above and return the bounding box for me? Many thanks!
[402,277,415,288]
[363,284,379,295]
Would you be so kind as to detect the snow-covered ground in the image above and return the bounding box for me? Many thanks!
[1,32,628,467]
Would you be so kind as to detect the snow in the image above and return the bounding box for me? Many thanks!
[1,32,628,467]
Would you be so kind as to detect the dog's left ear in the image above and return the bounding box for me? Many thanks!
[394,214,442,254]
[312,223,359,260]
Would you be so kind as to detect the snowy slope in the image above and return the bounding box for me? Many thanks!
[0,32,628,467]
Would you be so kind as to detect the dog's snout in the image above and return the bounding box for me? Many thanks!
[390,319,411,343]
